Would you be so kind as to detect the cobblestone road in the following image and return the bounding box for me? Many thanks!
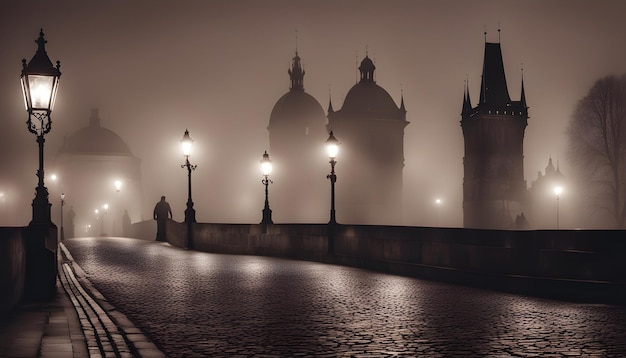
[64,237,626,357]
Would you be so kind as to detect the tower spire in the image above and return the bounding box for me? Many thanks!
[400,85,406,112]
[479,38,511,106]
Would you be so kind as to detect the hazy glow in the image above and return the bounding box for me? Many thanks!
[326,132,339,159]
[554,186,563,197]
[2,1,626,227]
[181,130,193,157]
[260,151,272,176]
[114,180,122,192]
[435,198,442,205]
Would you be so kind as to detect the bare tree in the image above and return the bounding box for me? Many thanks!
[567,75,626,228]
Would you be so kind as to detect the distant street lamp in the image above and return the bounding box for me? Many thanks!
[101,203,109,236]
[326,131,339,224]
[21,29,61,225]
[114,179,122,235]
[435,198,442,226]
[260,151,273,224]
[181,129,197,247]
[554,186,563,229]
[60,193,65,240]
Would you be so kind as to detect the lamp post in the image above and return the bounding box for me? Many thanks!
[21,29,61,225]
[554,186,563,229]
[181,129,197,247]
[435,198,441,226]
[20,29,61,301]
[326,131,339,225]
[60,193,65,240]
[115,180,122,193]
[260,151,273,224]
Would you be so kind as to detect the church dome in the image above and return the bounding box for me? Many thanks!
[61,110,133,155]
[341,81,400,114]
[338,55,400,116]
[269,90,326,128]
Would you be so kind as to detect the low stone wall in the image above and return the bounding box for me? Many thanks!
[131,220,626,303]
[0,227,26,317]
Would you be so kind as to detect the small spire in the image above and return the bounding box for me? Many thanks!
[400,85,406,112]
[327,84,334,114]
[462,78,472,114]
[520,64,527,107]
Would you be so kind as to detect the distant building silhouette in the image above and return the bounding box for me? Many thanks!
[461,39,529,229]
[327,55,408,225]
[54,109,144,236]
[528,157,567,229]
[268,50,328,223]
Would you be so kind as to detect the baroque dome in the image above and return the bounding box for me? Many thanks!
[61,110,133,155]
[341,82,399,114]
[269,90,326,128]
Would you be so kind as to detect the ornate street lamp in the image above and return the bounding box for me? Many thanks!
[181,129,197,248]
[260,151,273,224]
[326,131,339,224]
[60,193,65,240]
[181,129,197,223]
[115,180,122,192]
[21,29,61,225]
[554,186,563,229]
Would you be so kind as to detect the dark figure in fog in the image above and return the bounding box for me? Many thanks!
[153,196,172,241]
[122,210,132,237]
[514,212,529,230]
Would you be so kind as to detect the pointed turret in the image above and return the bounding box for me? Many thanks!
[400,93,406,112]
[288,51,305,91]
[328,95,334,114]
[462,80,472,114]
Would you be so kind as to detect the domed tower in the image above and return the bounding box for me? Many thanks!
[461,38,529,229]
[54,109,144,237]
[268,50,328,223]
[327,55,408,225]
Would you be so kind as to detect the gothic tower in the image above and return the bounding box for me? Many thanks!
[268,50,328,223]
[461,38,529,229]
[327,55,408,225]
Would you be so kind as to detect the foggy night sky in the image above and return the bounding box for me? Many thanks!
[1,0,625,227]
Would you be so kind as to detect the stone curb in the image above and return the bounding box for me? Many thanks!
[59,242,167,358]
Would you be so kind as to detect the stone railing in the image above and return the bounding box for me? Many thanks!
[131,221,626,304]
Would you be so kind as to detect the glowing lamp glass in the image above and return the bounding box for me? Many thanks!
[326,131,339,159]
[260,151,272,176]
[181,130,193,157]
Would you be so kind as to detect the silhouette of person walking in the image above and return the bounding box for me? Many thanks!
[153,196,172,241]
[122,210,131,237]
